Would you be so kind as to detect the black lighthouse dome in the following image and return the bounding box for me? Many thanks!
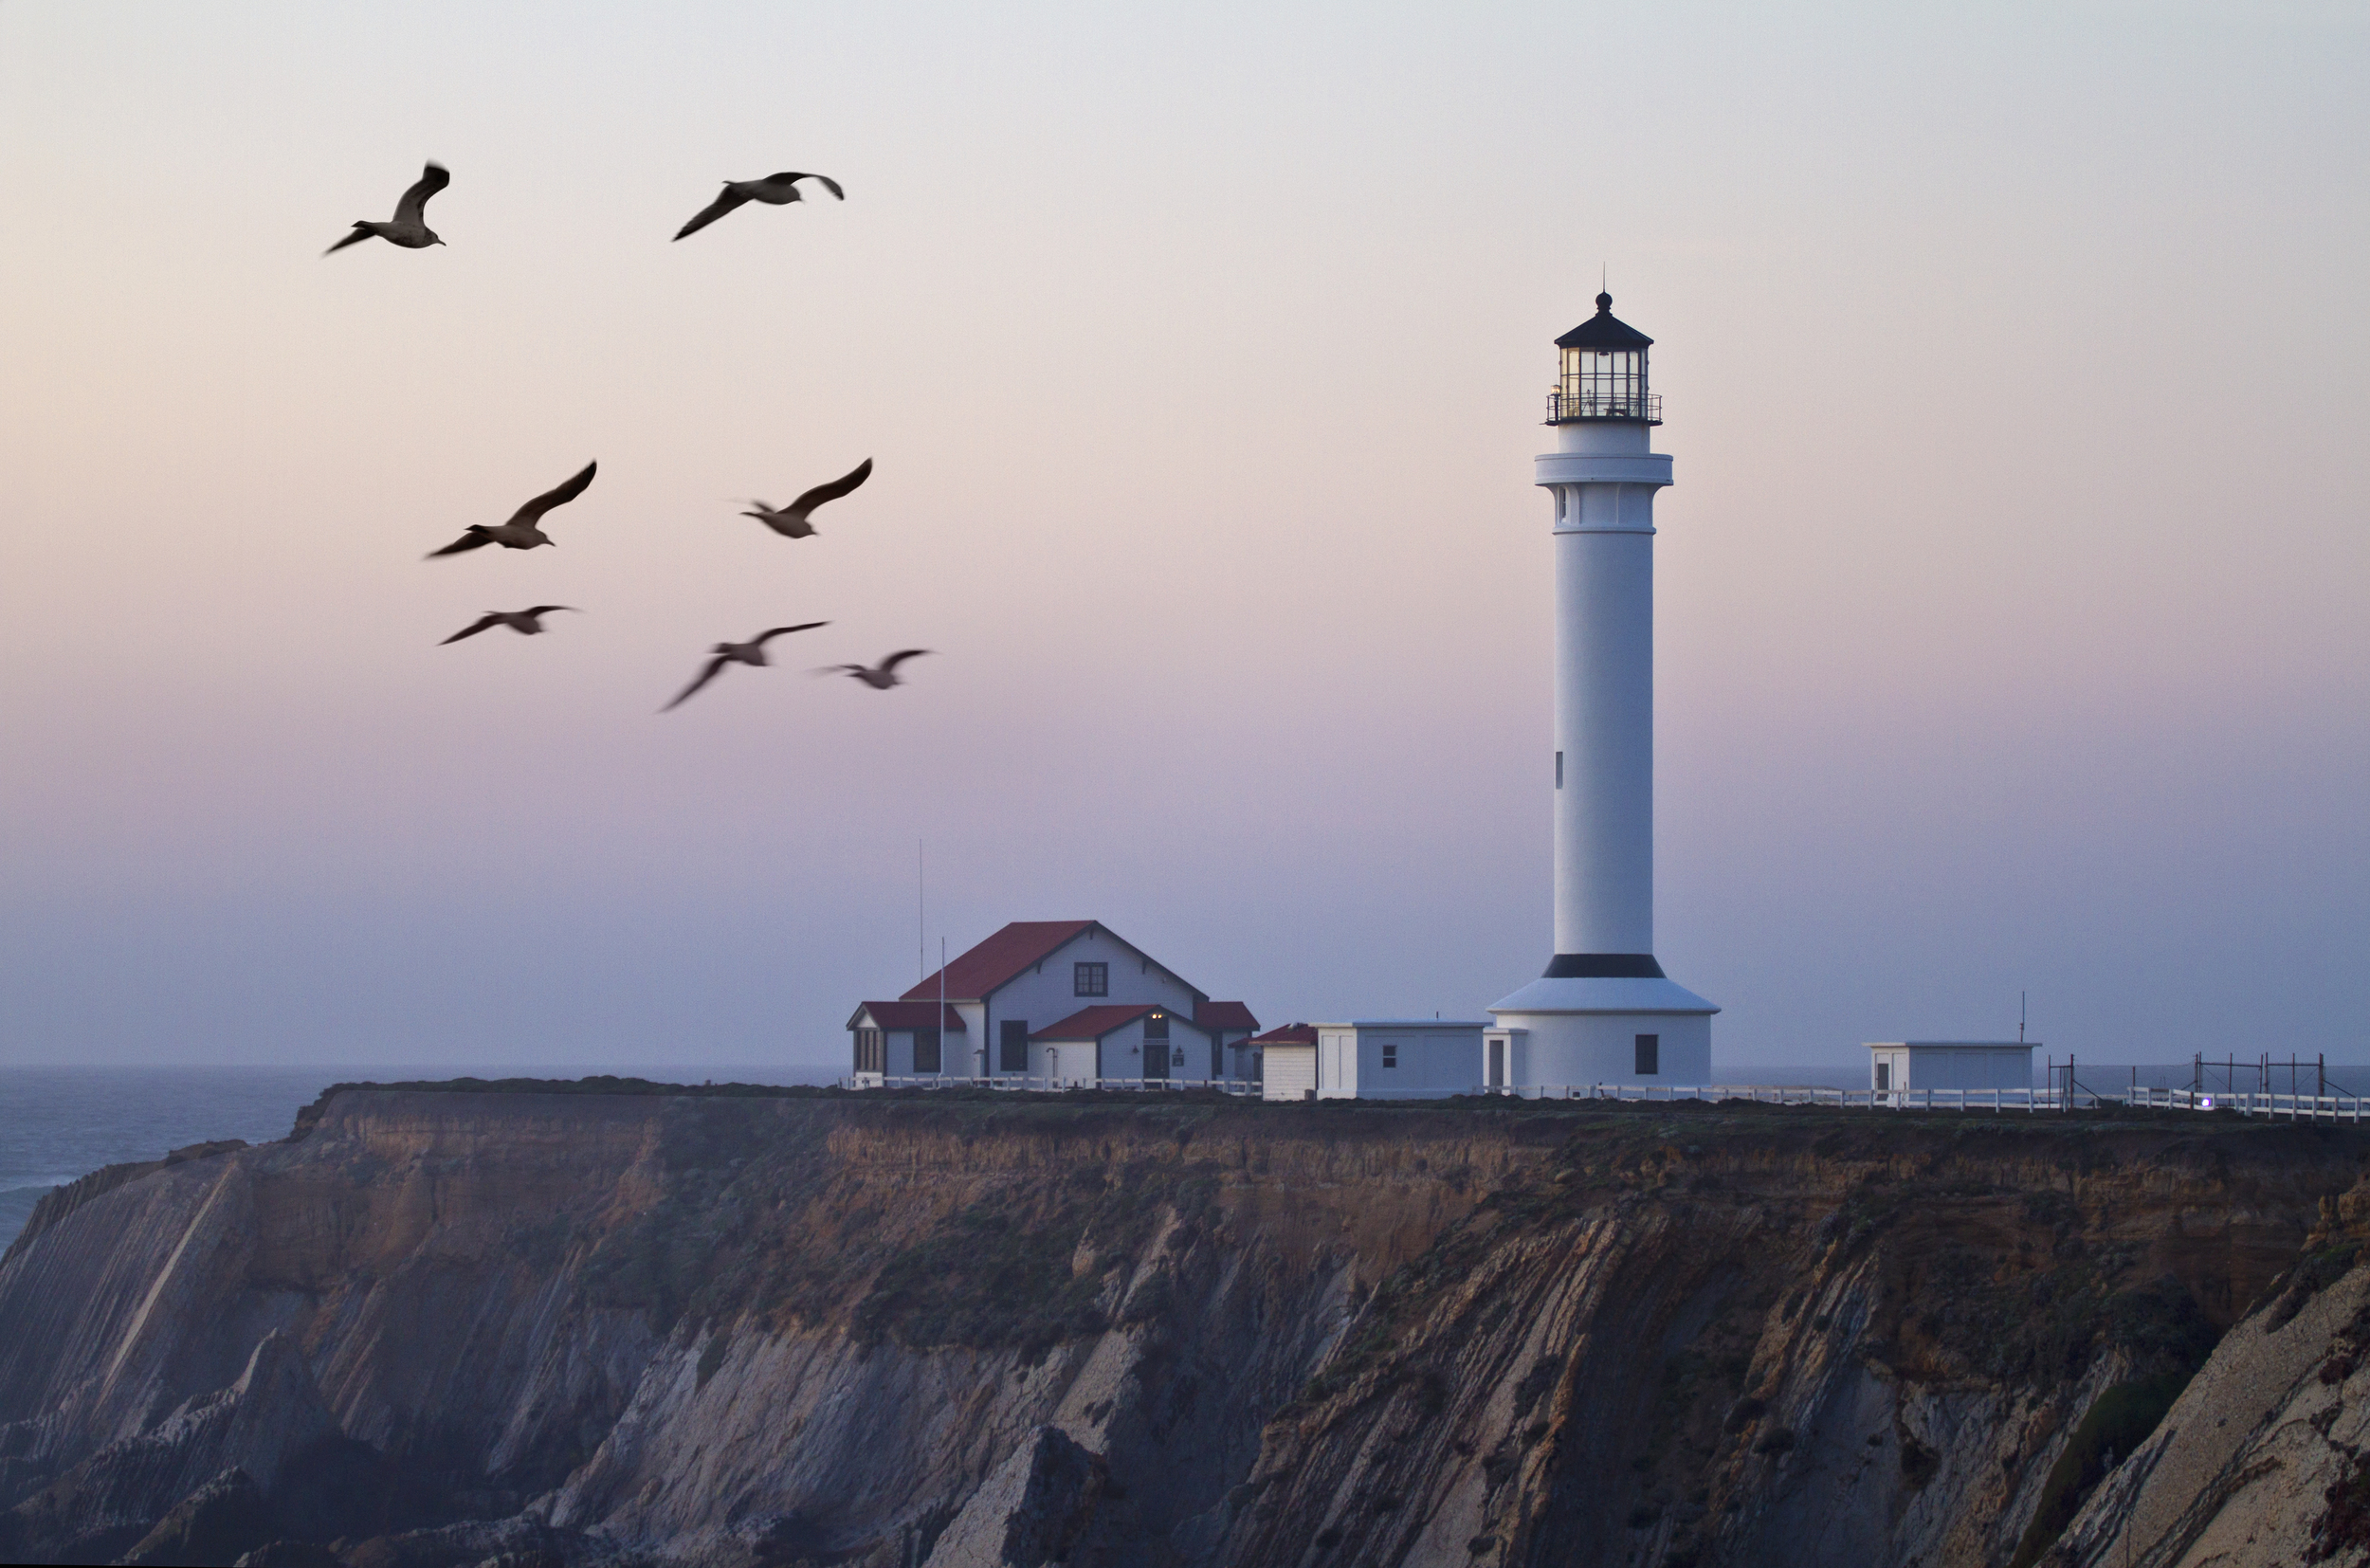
[1548,293,1660,425]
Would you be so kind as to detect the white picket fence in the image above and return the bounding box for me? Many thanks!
[843,1075,2370,1121]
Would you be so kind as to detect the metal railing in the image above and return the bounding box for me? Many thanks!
[1545,388,1662,425]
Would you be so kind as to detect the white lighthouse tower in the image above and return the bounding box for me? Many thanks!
[1485,293,1718,1089]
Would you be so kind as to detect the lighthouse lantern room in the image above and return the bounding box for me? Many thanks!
[1548,298,1661,425]
[1487,291,1718,1088]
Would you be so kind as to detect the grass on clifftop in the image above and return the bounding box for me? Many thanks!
[288,1075,2363,1141]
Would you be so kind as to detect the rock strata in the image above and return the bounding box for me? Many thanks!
[0,1086,2365,1566]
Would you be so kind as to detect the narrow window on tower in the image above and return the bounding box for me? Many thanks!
[1634,1034,1659,1075]
[1556,751,1564,789]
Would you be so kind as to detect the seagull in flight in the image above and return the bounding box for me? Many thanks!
[742,459,872,539]
[823,650,931,690]
[665,623,830,711]
[440,607,578,645]
[673,173,845,241]
[325,163,450,254]
[427,464,597,557]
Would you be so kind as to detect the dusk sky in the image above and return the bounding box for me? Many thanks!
[2,1,2362,1071]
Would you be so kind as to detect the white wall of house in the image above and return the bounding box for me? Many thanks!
[1067,1015,1216,1084]
[976,927,1204,1075]
[878,1027,969,1079]
[952,1002,988,1075]
[1101,1016,1153,1082]
[1028,1038,1101,1088]
[1263,1044,1316,1101]
[848,1007,954,1081]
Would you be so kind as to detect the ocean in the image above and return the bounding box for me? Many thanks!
[0,1064,844,1249]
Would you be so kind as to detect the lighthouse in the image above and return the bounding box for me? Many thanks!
[1484,293,1719,1089]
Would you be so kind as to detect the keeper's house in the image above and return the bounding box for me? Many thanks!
[848,921,1258,1085]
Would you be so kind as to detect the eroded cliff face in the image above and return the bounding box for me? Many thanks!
[0,1087,2362,1568]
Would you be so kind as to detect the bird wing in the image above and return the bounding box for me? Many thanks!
[323,224,377,255]
[427,529,494,557]
[752,621,830,647]
[523,606,577,618]
[393,162,449,226]
[776,172,845,200]
[786,458,873,519]
[507,462,598,527]
[879,648,932,673]
[440,613,503,644]
[664,655,734,711]
[674,186,750,240]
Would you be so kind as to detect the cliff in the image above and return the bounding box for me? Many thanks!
[0,1085,2364,1567]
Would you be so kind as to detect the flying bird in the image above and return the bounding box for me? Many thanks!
[664,623,830,711]
[823,649,932,690]
[742,459,872,538]
[440,606,577,645]
[673,173,845,241]
[426,463,598,557]
[325,163,450,254]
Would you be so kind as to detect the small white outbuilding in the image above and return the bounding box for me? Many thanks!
[1866,1041,2036,1094]
[1312,1020,1487,1101]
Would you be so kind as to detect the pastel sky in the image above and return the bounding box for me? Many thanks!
[2,2,2362,1070]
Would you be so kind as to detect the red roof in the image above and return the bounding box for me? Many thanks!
[1248,1023,1316,1046]
[900,921,1098,1002]
[848,1001,967,1031]
[1031,1004,1188,1042]
[1195,1001,1259,1032]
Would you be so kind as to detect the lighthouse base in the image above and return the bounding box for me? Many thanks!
[1485,975,1717,1089]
